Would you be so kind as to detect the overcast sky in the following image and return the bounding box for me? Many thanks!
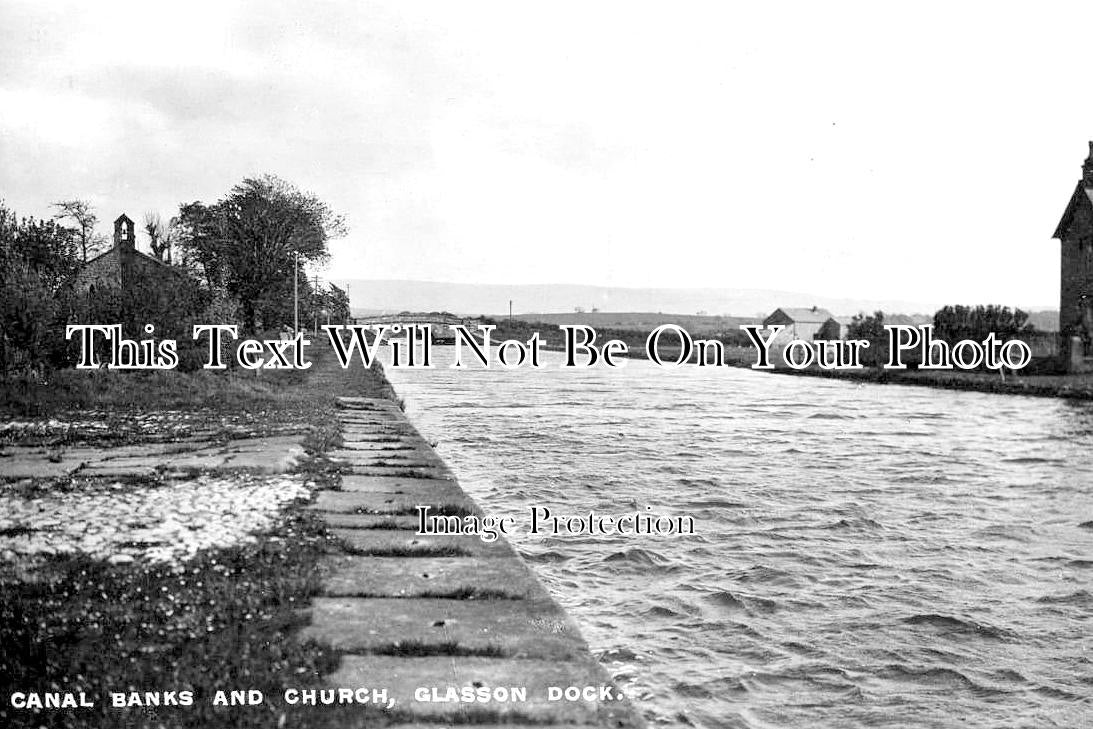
[2,1,1091,308]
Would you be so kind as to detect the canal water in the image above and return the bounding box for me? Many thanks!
[381,348,1092,729]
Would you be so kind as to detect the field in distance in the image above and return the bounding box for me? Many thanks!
[502,311,757,335]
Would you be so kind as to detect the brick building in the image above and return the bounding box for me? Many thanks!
[1052,143,1093,365]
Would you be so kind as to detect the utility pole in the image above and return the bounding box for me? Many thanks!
[293,251,299,335]
[509,300,513,322]
[313,273,321,336]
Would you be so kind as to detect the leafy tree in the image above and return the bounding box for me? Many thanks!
[311,283,350,325]
[325,284,351,324]
[1,211,79,290]
[0,203,81,370]
[255,273,311,333]
[173,176,346,332]
[0,261,57,369]
[932,305,1029,341]
[847,311,887,367]
[846,310,885,340]
[72,276,206,353]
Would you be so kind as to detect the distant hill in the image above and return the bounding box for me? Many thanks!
[507,311,756,334]
[342,280,953,320]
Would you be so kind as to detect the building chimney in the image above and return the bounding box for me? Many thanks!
[1082,142,1093,188]
[113,214,135,251]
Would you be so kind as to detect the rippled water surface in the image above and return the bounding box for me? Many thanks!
[382,348,1092,728]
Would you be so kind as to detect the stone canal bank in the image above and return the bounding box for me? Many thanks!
[0,353,645,727]
[305,395,644,727]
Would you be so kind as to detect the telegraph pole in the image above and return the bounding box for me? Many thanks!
[313,273,321,336]
[293,251,299,335]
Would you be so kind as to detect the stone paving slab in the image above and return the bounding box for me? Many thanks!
[322,513,420,530]
[337,397,402,410]
[337,436,422,448]
[332,460,448,475]
[338,410,399,419]
[341,428,420,437]
[332,441,435,452]
[340,416,413,426]
[336,441,419,452]
[334,451,433,465]
[337,477,468,500]
[1,455,80,479]
[359,462,447,474]
[0,435,305,479]
[329,492,464,516]
[338,431,424,440]
[220,436,307,472]
[340,420,411,430]
[329,448,443,465]
[330,527,516,559]
[388,725,602,729]
[346,466,452,480]
[339,436,418,448]
[337,475,454,490]
[339,440,422,451]
[309,491,477,516]
[79,461,159,478]
[329,656,643,726]
[320,555,550,600]
[0,446,120,476]
[338,402,402,412]
[339,423,410,433]
[312,396,645,728]
[388,725,603,729]
[161,439,305,474]
[301,597,586,660]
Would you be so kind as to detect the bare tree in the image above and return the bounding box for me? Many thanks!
[143,211,174,262]
[52,199,106,261]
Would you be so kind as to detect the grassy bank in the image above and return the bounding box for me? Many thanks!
[1,368,298,416]
[481,319,1093,400]
[0,512,389,729]
[780,361,1093,399]
[0,349,400,729]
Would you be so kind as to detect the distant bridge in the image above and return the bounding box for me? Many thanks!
[347,314,485,342]
[349,313,483,328]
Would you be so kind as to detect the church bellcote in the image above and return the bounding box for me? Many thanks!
[1082,141,1093,188]
[114,214,135,250]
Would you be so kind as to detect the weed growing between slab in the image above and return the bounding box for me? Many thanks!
[418,587,523,601]
[373,504,477,518]
[298,422,344,488]
[348,519,417,530]
[375,640,505,658]
[0,509,394,729]
[337,541,471,558]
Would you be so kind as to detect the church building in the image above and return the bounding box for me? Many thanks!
[74,214,188,295]
[1051,143,1093,367]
